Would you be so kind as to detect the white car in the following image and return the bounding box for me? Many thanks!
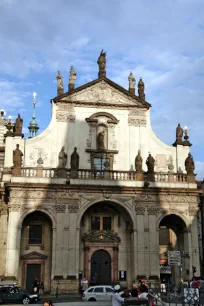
[82,285,114,301]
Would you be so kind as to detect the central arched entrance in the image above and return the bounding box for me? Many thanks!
[91,250,111,285]
[79,200,134,287]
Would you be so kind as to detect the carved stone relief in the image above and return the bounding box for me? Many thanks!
[155,154,168,171]
[68,202,79,213]
[189,208,198,216]
[56,112,76,122]
[29,148,48,163]
[147,206,161,215]
[56,204,66,213]
[135,205,146,215]
[66,81,142,106]
[10,189,78,200]
[134,193,157,202]
[128,108,146,127]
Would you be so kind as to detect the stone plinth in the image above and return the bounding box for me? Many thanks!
[51,279,78,294]
[70,170,78,179]
[36,168,43,177]
[136,172,144,181]
[147,173,155,182]
[11,167,21,177]
[187,174,195,183]
[58,168,66,178]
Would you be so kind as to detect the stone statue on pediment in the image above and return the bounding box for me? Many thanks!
[146,153,155,173]
[135,150,143,172]
[13,144,23,168]
[71,147,79,171]
[128,72,136,88]
[58,146,67,168]
[69,66,76,91]
[97,131,105,150]
[185,153,195,175]
[97,50,106,78]
[56,71,64,95]
[138,78,145,100]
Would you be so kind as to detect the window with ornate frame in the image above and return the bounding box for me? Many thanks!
[90,215,112,231]
[26,224,45,249]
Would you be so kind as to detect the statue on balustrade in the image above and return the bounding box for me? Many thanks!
[97,131,105,150]
[146,153,155,173]
[176,123,183,144]
[13,144,23,168]
[14,114,23,135]
[135,150,143,172]
[71,147,79,170]
[58,146,67,168]
[185,153,195,175]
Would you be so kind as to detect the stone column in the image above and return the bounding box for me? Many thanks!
[135,206,146,278]
[190,212,200,276]
[54,205,66,278]
[0,208,8,277]
[5,210,21,279]
[67,204,78,278]
[132,229,137,280]
[147,208,160,278]
[4,134,13,168]
[84,247,89,280]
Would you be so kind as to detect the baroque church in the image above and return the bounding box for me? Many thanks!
[0,51,201,293]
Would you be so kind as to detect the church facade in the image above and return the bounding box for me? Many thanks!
[0,52,201,293]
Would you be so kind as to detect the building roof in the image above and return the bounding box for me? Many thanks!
[52,76,151,109]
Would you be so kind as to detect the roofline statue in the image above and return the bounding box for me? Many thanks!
[97,50,106,78]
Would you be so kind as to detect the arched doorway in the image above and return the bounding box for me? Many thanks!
[91,250,111,285]
[19,211,52,293]
[159,214,189,286]
[79,201,134,287]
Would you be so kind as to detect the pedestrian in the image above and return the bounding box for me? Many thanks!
[112,285,124,306]
[33,276,39,293]
[138,279,148,293]
[39,280,44,296]
[131,283,138,297]
[121,288,131,298]
[43,300,53,306]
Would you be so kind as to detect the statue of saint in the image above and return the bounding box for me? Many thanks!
[97,50,106,77]
[146,153,155,173]
[58,146,67,168]
[135,150,143,172]
[138,78,145,100]
[14,114,23,134]
[56,71,64,95]
[128,72,136,89]
[70,147,79,170]
[185,153,195,175]
[13,144,23,168]
[176,123,183,143]
[97,131,105,150]
[69,66,76,90]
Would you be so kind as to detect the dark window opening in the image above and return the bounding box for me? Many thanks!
[28,224,42,244]
[91,217,100,231]
[103,217,112,230]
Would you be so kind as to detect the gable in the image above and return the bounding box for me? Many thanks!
[21,251,48,260]
[54,78,150,109]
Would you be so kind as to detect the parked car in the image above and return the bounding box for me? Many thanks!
[0,286,40,304]
[82,285,114,301]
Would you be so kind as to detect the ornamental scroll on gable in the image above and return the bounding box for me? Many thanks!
[59,80,148,108]
[82,230,121,243]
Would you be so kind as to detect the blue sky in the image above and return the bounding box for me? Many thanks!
[0,0,204,178]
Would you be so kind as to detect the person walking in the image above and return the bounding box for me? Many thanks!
[112,285,124,306]
[131,283,138,297]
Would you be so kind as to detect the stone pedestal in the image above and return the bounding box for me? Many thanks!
[147,173,155,182]
[168,172,174,183]
[36,168,43,177]
[58,169,66,178]
[136,172,144,181]
[187,174,195,183]
[70,170,78,179]
[11,167,21,177]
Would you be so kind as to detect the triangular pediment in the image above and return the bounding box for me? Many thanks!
[53,78,150,109]
[21,251,48,260]
[82,230,121,243]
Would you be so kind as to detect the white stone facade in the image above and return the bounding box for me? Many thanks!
[0,73,200,293]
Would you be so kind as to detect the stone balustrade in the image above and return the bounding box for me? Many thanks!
[13,167,193,185]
